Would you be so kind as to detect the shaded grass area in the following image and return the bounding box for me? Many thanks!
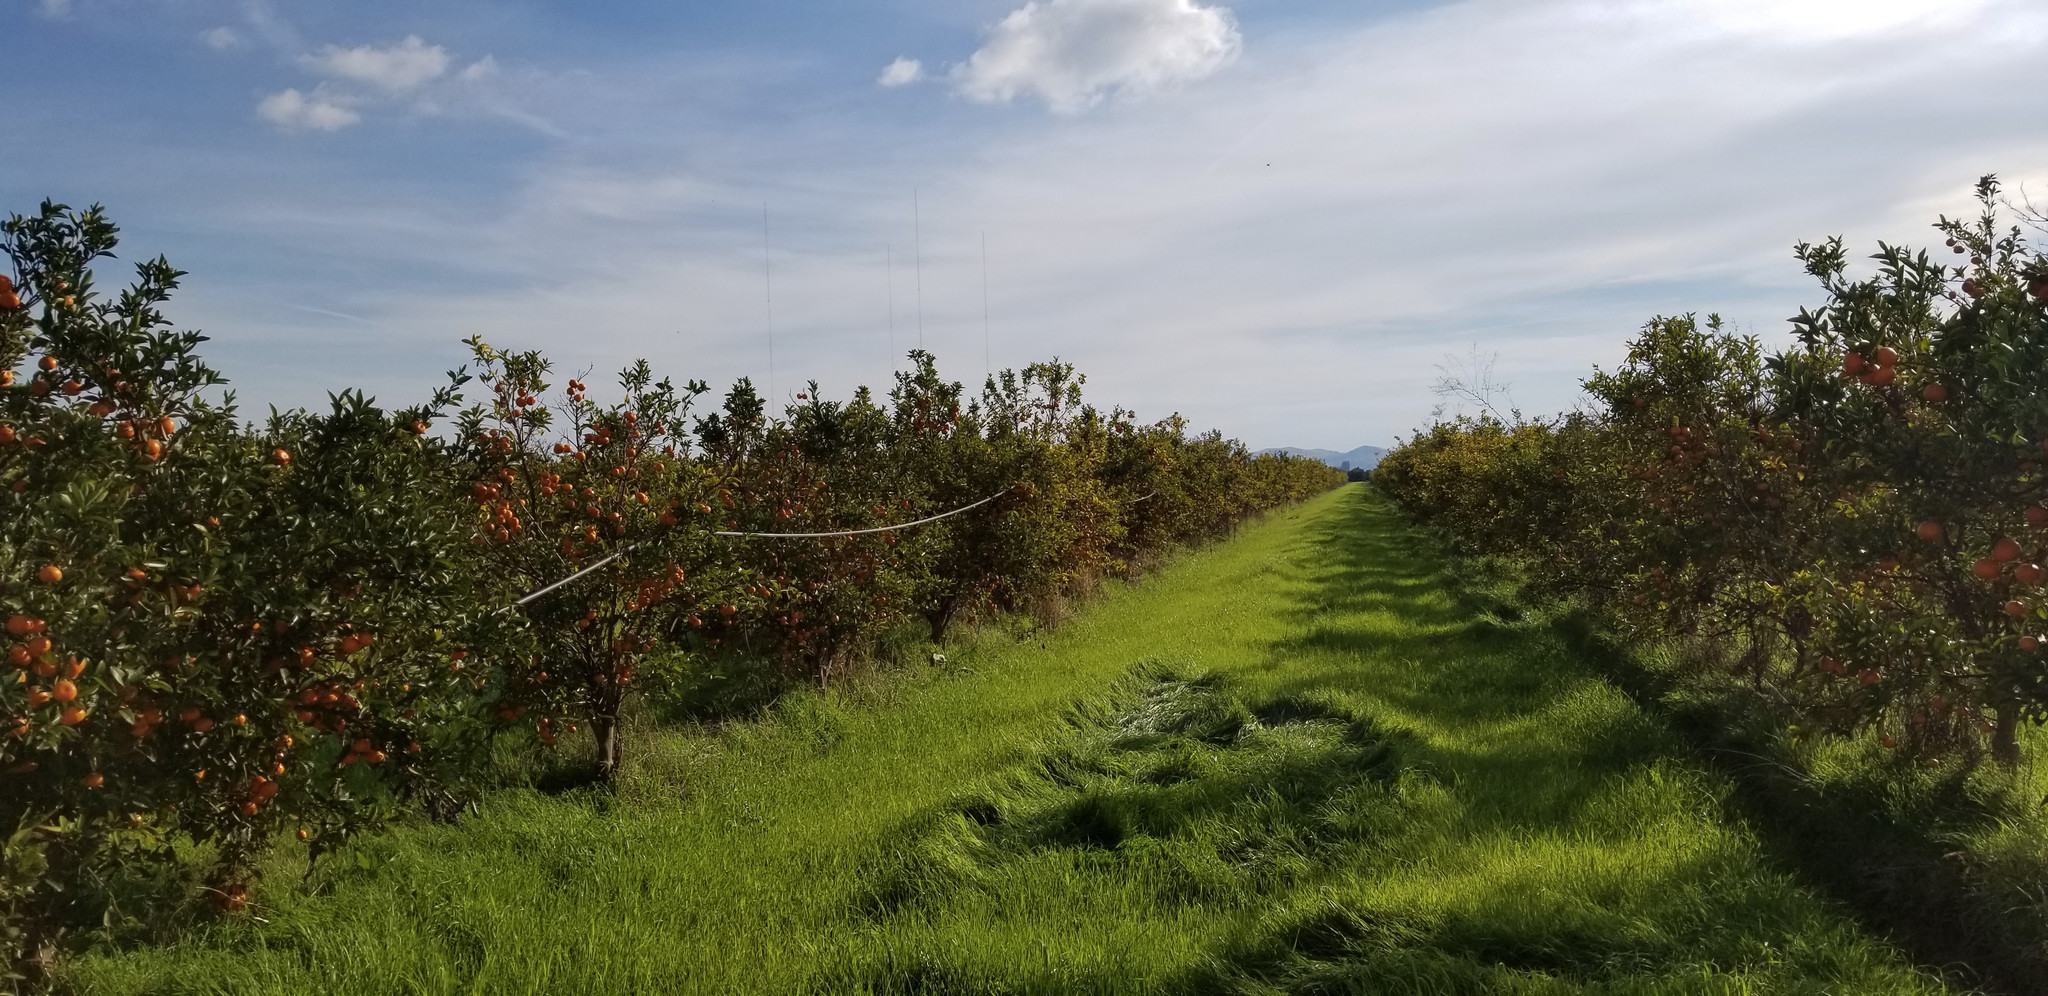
[1544,601,2048,995]
[63,488,1951,994]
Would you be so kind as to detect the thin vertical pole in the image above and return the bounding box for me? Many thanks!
[763,204,774,401]
[913,187,924,352]
[981,232,991,381]
[886,243,895,371]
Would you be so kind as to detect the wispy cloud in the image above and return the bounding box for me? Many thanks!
[249,30,547,134]
[302,35,451,93]
[201,26,242,50]
[952,0,1241,113]
[256,87,360,131]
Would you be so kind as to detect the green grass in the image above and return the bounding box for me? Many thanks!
[64,486,1952,994]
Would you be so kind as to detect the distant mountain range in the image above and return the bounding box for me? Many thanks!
[1258,445,1387,470]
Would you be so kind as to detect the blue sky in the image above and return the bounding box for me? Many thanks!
[5,0,2046,449]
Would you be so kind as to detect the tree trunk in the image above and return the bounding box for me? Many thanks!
[926,594,960,644]
[1991,703,2022,770]
[592,711,622,780]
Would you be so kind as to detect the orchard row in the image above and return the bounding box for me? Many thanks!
[0,201,1343,975]
[1377,176,2048,769]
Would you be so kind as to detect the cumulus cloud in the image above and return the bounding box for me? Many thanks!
[256,88,360,131]
[953,0,1240,113]
[878,57,924,87]
[202,27,242,50]
[302,35,450,93]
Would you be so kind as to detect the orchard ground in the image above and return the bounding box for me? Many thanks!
[66,486,1954,994]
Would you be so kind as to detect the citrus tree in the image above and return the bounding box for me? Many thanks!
[0,203,496,979]
[454,339,737,778]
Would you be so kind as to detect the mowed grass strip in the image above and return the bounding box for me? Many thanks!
[67,487,1949,995]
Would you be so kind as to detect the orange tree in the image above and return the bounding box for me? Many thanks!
[452,339,737,778]
[976,360,1123,601]
[887,354,1111,641]
[1766,176,2048,763]
[1578,315,1828,683]
[881,352,1011,642]
[697,381,919,689]
[0,203,497,978]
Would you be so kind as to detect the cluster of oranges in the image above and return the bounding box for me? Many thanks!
[7,608,90,728]
[1842,342,1955,403]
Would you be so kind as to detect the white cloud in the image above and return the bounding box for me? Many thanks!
[38,0,71,16]
[302,35,450,93]
[878,57,924,87]
[202,26,242,50]
[256,88,361,131]
[953,0,1241,113]
[1651,0,1997,43]
[459,56,498,83]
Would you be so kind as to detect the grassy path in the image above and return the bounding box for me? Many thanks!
[72,486,1950,994]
